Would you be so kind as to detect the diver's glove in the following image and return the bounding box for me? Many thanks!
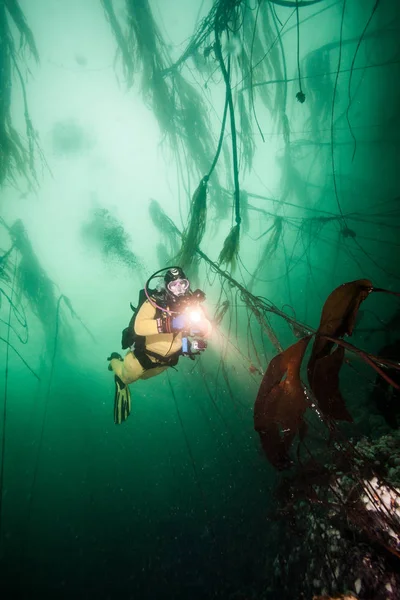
[156,314,187,334]
[171,315,187,330]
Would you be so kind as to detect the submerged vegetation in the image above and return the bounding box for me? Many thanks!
[102,0,291,268]
[82,206,145,276]
[101,1,400,594]
[0,0,41,187]
[1,0,400,598]
[0,218,77,359]
[0,216,90,552]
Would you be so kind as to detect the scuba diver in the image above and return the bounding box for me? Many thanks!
[107,266,212,424]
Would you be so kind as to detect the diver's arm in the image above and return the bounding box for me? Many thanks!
[134,300,160,336]
[134,300,182,335]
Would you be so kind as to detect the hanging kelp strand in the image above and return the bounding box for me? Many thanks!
[0,0,39,186]
[101,0,134,85]
[82,207,144,276]
[249,217,283,290]
[214,8,241,268]
[295,0,306,103]
[176,176,209,269]
[7,220,77,356]
[103,0,214,179]
[218,222,240,268]
[149,198,181,262]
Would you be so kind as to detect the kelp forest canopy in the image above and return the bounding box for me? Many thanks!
[1,0,400,599]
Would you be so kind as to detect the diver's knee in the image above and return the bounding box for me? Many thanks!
[110,358,124,379]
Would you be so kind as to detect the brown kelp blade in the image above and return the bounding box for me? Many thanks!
[309,346,352,422]
[310,279,373,364]
[307,279,373,421]
[254,337,311,469]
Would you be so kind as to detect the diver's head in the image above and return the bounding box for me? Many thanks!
[164,267,190,302]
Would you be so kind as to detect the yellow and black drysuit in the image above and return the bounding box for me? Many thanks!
[109,294,212,424]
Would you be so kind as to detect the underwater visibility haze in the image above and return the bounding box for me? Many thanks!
[0,0,400,598]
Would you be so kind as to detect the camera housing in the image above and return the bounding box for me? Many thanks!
[191,339,207,352]
[181,337,207,355]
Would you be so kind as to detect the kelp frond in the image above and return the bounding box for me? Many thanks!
[249,216,283,290]
[149,199,181,261]
[218,223,240,269]
[82,207,144,276]
[103,0,215,179]
[149,198,180,239]
[101,0,134,85]
[9,220,56,321]
[0,0,40,187]
[4,0,38,61]
[5,220,76,356]
[176,177,208,269]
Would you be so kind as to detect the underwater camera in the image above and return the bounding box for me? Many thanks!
[190,339,207,352]
[182,337,207,356]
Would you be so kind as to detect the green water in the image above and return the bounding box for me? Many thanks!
[0,1,399,598]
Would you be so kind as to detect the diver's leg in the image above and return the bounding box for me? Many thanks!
[109,351,145,385]
[109,352,145,424]
[139,365,169,380]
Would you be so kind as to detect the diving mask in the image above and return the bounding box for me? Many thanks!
[167,278,190,297]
